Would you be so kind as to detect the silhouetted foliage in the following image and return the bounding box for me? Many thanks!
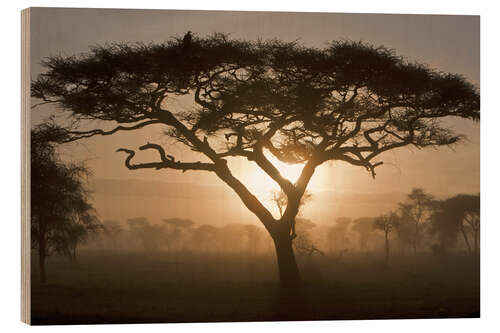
[393,212,414,254]
[192,224,218,252]
[293,218,324,257]
[102,220,124,249]
[373,211,399,262]
[32,33,480,287]
[399,188,434,255]
[429,194,480,254]
[327,217,352,253]
[31,125,100,282]
[127,217,166,252]
[162,218,196,252]
[352,217,376,251]
[243,224,265,254]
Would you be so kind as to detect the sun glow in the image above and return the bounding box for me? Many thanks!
[241,150,304,207]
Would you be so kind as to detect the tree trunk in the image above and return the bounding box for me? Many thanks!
[461,226,472,254]
[273,233,301,287]
[272,230,307,319]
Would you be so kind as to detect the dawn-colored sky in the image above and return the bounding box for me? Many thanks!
[30,8,480,221]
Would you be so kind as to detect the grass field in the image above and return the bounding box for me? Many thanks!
[31,250,479,324]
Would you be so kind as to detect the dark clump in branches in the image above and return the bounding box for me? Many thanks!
[32,33,479,287]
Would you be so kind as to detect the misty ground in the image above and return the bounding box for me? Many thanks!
[31,250,479,324]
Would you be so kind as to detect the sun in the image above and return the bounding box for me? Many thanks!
[243,150,304,202]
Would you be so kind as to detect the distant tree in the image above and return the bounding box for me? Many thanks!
[243,224,264,254]
[327,217,352,253]
[182,31,193,47]
[352,217,376,251]
[63,221,101,262]
[192,224,218,252]
[463,197,480,255]
[293,218,324,257]
[32,33,480,288]
[127,217,165,252]
[31,125,100,282]
[102,220,124,249]
[373,211,399,262]
[393,214,414,255]
[162,218,196,252]
[216,224,248,253]
[429,194,480,254]
[399,188,434,255]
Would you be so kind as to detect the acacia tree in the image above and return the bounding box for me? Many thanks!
[430,194,480,254]
[393,215,414,255]
[373,211,399,262]
[352,217,376,251]
[127,217,166,252]
[162,218,195,252]
[399,188,434,255]
[31,125,100,282]
[192,224,218,252]
[327,217,352,253]
[243,224,264,254]
[63,221,101,262]
[293,218,324,257]
[32,33,479,287]
[102,219,124,249]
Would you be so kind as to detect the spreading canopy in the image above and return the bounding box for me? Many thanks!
[32,33,480,236]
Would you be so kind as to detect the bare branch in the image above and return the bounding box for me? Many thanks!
[116,143,217,172]
[61,120,163,142]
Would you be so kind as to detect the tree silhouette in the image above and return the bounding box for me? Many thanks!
[293,218,324,257]
[32,33,480,288]
[352,217,376,251]
[373,211,399,262]
[192,224,218,252]
[31,125,100,282]
[399,188,434,255]
[127,217,165,252]
[429,194,480,254]
[63,222,101,262]
[242,224,264,254]
[162,218,196,252]
[393,213,414,255]
[270,189,312,240]
[327,217,352,253]
[102,220,124,249]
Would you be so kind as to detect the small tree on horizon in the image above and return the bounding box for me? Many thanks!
[327,217,352,253]
[352,217,376,251]
[399,188,434,255]
[102,220,124,249]
[31,33,479,289]
[127,217,166,252]
[373,211,399,262]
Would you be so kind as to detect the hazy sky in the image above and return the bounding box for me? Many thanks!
[30,8,480,221]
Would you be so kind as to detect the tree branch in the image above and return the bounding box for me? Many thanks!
[116,142,217,172]
[213,163,278,234]
[252,143,295,195]
[61,120,163,142]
